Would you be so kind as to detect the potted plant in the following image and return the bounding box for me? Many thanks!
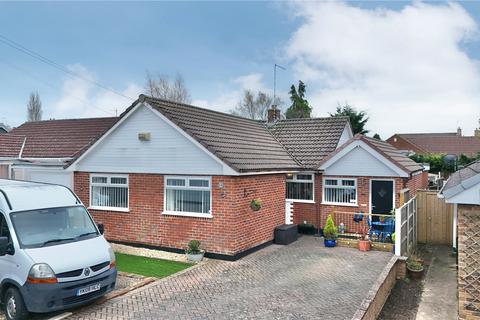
[406,254,424,279]
[250,199,262,211]
[186,240,205,262]
[358,227,371,252]
[323,215,338,247]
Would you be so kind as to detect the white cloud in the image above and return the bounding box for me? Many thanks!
[52,64,142,119]
[193,73,270,112]
[285,2,480,137]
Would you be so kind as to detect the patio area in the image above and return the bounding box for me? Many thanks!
[69,236,393,320]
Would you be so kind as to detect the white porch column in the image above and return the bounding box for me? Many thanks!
[453,203,458,250]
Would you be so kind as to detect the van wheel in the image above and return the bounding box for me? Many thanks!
[4,287,29,320]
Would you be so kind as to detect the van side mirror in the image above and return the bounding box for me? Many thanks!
[0,237,9,256]
[97,224,104,235]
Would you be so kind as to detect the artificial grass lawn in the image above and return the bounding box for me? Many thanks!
[115,252,193,278]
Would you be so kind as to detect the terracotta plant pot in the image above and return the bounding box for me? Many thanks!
[407,266,424,280]
[358,239,371,252]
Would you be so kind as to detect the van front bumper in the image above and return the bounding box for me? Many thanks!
[20,267,117,313]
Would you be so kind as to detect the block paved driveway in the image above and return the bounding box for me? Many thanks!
[69,236,392,320]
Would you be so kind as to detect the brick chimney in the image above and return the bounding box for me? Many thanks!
[267,105,281,123]
[457,126,462,136]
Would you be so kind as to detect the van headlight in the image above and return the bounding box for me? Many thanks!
[27,263,57,284]
[108,247,116,269]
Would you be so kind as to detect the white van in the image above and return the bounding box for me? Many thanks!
[0,179,117,320]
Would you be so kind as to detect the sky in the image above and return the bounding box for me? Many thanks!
[1,1,480,138]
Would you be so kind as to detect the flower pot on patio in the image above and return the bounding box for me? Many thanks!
[406,254,424,280]
[186,250,205,262]
[407,265,424,279]
[324,238,337,247]
[186,240,205,262]
[323,215,338,248]
[358,239,371,252]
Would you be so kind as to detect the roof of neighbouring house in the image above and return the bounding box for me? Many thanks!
[388,133,480,156]
[9,117,118,159]
[269,117,350,168]
[320,134,423,174]
[0,134,25,158]
[142,96,303,172]
[441,160,480,198]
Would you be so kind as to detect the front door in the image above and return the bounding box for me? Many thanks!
[371,180,394,220]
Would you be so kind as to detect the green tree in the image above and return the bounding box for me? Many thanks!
[285,80,312,119]
[373,133,382,140]
[330,104,369,135]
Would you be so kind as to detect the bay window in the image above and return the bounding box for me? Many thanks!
[286,173,314,202]
[90,174,129,211]
[322,178,357,205]
[164,176,211,217]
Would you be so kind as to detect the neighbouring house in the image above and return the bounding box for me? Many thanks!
[0,123,10,134]
[440,161,480,320]
[0,117,118,183]
[387,126,480,157]
[1,95,428,259]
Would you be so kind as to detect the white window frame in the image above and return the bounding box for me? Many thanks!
[322,177,358,206]
[286,173,315,203]
[162,176,213,218]
[89,174,129,212]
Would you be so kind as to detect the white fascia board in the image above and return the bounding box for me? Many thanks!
[319,140,409,178]
[143,102,239,176]
[66,102,145,172]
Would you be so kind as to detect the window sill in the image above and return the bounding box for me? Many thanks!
[162,211,213,219]
[286,199,315,204]
[321,202,358,207]
[88,206,130,213]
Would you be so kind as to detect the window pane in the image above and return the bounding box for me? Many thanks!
[165,189,210,213]
[166,179,186,186]
[189,179,209,187]
[92,176,107,184]
[91,186,128,208]
[324,187,356,204]
[342,180,355,187]
[296,174,312,181]
[286,182,313,200]
[325,179,337,186]
[111,177,127,185]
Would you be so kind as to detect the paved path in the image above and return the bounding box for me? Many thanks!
[415,246,458,320]
[68,236,391,320]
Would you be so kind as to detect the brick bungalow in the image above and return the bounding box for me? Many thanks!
[441,161,480,319]
[2,95,427,259]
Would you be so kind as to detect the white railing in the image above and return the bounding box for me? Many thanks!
[395,196,417,256]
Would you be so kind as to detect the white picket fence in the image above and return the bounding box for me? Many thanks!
[395,196,417,256]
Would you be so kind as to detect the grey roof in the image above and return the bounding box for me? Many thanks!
[319,134,423,174]
[269,117,350,168]
[442,161,480,199]
[142,96,302,173]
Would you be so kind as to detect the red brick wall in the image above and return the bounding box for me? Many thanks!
[407,171,428,197]
[74,172,285,256]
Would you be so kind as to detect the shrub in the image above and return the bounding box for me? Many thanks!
[323,215,337,240]
[298,223,316,235]
[186,240,201,254]
[407,254,424,271]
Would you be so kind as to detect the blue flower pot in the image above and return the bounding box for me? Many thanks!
[324,239,336,247]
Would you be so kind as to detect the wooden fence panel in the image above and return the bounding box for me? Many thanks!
[417,190,453,245]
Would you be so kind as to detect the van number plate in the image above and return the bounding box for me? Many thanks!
[76,283,101,296]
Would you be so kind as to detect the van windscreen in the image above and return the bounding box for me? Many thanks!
[10,206,99,248]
